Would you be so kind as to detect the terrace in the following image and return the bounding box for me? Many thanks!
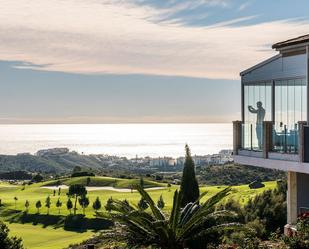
[233,34,309,230]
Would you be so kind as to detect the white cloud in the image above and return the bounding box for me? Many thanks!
[207,15,258,28]
[0,0,309,80]
[238,1,252,11]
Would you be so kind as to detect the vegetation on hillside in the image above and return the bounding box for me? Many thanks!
[0,153,107,174]
[43,176,163,189]
[0,144,286,249]
[217,180,287,247]
[104,185,238,249]
[98,145,240,249]
[197,164,286,186]
[0,221,24,249]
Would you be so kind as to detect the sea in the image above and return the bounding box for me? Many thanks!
[0,123,232,158]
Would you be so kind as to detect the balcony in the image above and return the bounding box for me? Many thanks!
[233,120,309,173]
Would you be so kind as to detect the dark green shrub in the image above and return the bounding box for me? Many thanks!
[0,221,24,249]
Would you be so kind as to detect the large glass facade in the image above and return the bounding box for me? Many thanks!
[242,78,307,154]
[273,78,306,153]
[243,82,272,150]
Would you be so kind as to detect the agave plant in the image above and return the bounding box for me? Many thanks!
[105,185,239,249]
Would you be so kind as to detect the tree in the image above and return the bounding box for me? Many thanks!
[105,197,113,213]
[67,184,87,215]
[73,166,82,173]
[78,195,89,215]
[92,197,102,212]
[53,189,56,196]
[179,144,199,207]
[32,174,43,183]
[157,195,165,209]
[0,221,24,249]
[140,177,144,188]
[138,197,148,210]
[13,197,18,211]
[58,187,61,196]
[56,198,62,214]
[35,200,42,214]
[24,200,30,212]
[104,185,237,249]
[167,183,172,192]
[45,196,51,215]
[86,177,91,186]
[66,198,73,214]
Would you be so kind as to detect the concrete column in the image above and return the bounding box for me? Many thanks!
[298,121,307,162]
[287,171,298,225]
[263,121,273,159]
[233,121,242,155]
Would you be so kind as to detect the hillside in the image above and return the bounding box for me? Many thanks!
[42,176,164,188]
[0,152,106,174]
[0,154,67,173]
[198,164,286,185]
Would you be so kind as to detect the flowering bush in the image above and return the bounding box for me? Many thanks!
[283,213,309,249]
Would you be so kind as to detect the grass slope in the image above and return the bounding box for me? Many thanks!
[0,178,277,249]
[43,176,164,188]
[198,164,286,185]
[8,223,93,249]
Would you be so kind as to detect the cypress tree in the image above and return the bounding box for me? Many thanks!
[179,144,199,207]
[92,197,102,212]
[157,195,165,209]
[138,197,148,210]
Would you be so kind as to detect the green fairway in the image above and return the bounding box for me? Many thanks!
[0,177,278,249]
[43,176,164,188]
[8,223,93,249]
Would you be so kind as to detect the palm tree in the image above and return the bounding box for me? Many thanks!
[104,185,238,249]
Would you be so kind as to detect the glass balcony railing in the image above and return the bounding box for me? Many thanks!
[272,122,299,154]
[241,123,263,151]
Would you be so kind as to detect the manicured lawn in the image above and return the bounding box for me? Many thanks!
[0,178,277,217]
[0,177,278,249]
[43,176,164,188]
[8,223,93,249]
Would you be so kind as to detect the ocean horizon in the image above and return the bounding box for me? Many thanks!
[0,123,232,158]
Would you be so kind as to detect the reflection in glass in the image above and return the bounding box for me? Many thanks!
[243,82,271,150]
[273,78,306,154]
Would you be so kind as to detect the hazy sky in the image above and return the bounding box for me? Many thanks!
[1,0,309,123]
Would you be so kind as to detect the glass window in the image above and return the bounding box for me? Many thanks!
[243,82,272,150]
[273,78,307,153]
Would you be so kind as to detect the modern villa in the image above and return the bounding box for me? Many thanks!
[233,34,309,233]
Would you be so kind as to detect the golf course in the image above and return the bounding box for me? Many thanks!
[0,176,277,249]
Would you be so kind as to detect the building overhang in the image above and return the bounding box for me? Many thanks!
[272,34,309,50]
[234,154,309,174]
[240,34,309,78]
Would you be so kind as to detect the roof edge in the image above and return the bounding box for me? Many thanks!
[240,54,281,76]
[272,34,309,49]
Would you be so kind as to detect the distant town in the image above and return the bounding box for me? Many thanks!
[27,147,233,171]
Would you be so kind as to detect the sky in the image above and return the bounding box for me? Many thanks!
[1,0,309,124]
